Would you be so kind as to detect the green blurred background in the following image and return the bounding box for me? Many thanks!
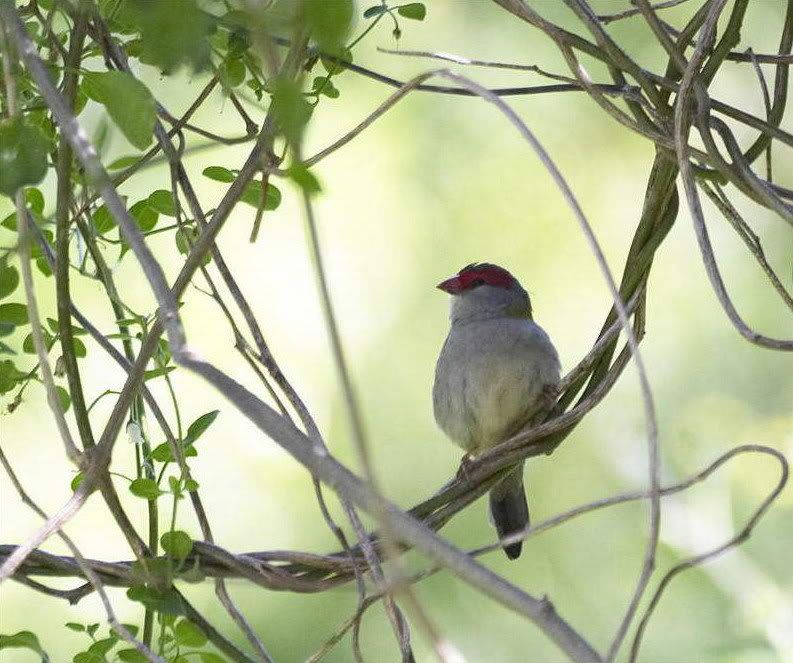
[2,1,792,661]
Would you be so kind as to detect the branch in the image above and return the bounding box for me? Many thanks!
[7,443,785,663]
[627,445,789,662]
[0,3,184,351]
[0,447,165,663]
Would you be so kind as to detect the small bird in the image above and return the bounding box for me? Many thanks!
[433,263,560,559]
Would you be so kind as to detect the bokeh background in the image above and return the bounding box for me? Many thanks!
[2,1,792,662]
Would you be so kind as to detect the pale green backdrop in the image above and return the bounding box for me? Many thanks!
[1,1,792,662]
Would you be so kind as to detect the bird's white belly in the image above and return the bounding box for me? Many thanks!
[433,319,559,454]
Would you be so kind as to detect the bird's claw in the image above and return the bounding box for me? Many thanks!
[456,453,475,482]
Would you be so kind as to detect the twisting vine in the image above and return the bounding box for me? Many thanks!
[0,2,790,662]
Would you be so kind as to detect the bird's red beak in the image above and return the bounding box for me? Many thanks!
[437,275,463,294]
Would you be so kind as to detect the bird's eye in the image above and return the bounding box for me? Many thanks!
[470,278,485,287]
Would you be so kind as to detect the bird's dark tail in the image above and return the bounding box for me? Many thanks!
[489,464,529,560]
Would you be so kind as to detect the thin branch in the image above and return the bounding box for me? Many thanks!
[173,64,667,662]
[12,575,93,603]
[431,66,659,663]
[54,13,94,451]
[598,0,695,25]
[376,46,578,81]
[0,18,81,466]
[725,51,793,64]
[627,446,789,662]
[9,443,784,663]
[671,1,793,351]
[0,4,184,351]
[0,447,165,663]
[698,180,793,313]
[298,159,422,662]
[280,36,636,98]
[746,49,775,181]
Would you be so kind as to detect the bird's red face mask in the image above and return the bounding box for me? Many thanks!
[436,264,515,294]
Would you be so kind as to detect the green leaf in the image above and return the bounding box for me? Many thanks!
[158,613,177,627]
[227,28,251,57]
[116,317,144,327]
[149,443,172,462]
[288,164,322,194]
[126,586,184,616]
[270,79,313,144]
[86,624,99,638]
[23,333,35,354]
[147,189,177,216]
[99,0,141,34]
[222,58,246,87]
[174,227,192,255]
[87,637,117,656]
[0,212,15,231]
[129,477,163,500]
[168,475,181,495]
[240,180,282,210]
[25,188,45,213]
[91,204,116,234]
[320,47,353,75]
[111,624,139,639]
[56,385,71,412]
[47,318,87,336]
[398,3,426,20]
[0,359,27,394]
[198,654,225,663]
[81,71,156,150]
[130,200,159,231]
[246,78,264,101]
[161,530,193,560]
[0,117,50,196]
[312,76,339,98]
[149,442,197,463]
[0,631,46,656]
[144,366,175,381]
[137,0,215,74]
[305,0,353,51]
[130,557,174,588]
[0,303,28,326]
[173,619,207,648]
[72,337,87,358]
[107,155,141,171]
[178,558,205,583]
[73,652,104,663]
[36,257,52,277]
[118,649,148,663]
[73,88,89,116]
[157,337,171,365]
[184,410,219,445]
[0,359,26,394]
[363,5,388,18]
[70,472,84,491]
[0,263,19,300]
[202,166,235,182]
[64,622,84,632]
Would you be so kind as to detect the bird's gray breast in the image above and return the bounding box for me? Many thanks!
[433,317,560,454]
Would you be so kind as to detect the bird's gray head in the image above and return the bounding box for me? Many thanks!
[437,263,532,323]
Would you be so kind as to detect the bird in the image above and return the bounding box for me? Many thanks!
[432,263,560,559]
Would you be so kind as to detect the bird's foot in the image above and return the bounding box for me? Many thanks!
[542,383,560,409]
[456,453,475,482]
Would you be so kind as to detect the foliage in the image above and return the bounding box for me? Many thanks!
[0,1,790,662]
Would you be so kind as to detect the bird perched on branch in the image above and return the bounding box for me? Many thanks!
[433,263,560,559]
